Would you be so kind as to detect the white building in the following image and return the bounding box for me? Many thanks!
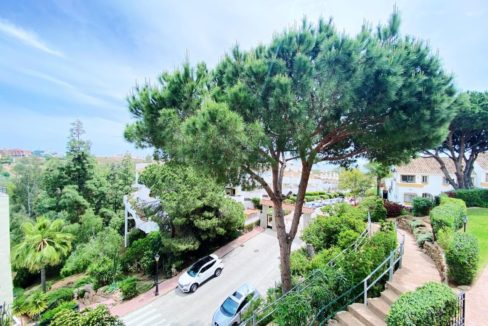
[385,153,488,205]
[0,188,14,309]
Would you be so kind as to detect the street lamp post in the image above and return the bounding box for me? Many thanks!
[463,215,468,233]
[154,254,160,296]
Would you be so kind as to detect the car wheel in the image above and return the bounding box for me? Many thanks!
[214,268,222,277]
[190,283,198,293]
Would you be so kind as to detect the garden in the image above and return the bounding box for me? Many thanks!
[6,121,245,325]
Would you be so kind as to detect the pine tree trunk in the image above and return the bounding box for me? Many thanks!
[41,267,47,293]
[273,200,293,292]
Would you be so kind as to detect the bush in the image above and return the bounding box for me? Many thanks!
[413,228,433,248]
[301,212,364,251]
[386,282,459,326]
[88,256,121,289]
[274,291,312,326]
[310,247,342,270]
[430,198,466,234]
[437,227,454,250]
[39,300,78,326]
[121,232,162,275]
[13,290,47,318]
[290,250,312,277]
[446,233,479,285]
[383,200,404,218]
[119,277,138,300]
[46,288,74,308]
[359,196,387,222]
[448,188,488,208]
[51,305,123,326]
[251,197,262,209]
[412,197,433,216]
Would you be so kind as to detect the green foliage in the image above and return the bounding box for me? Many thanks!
[359,196,387,222]
[51,305,123,326]
[301,212,365,252]
[45,288,74,308]
[251,197,262,209]
[412,197,433,216]
[121,231,162,275]
[290,249,312,277]
[446,233,479,285]
[386,282,459,326]
[61,227,121,277]
[414,229,433,248]
[339,169,373,198]
[430,197,466,234]
[140,163,245,257]
[274,291,313,326]
[39,300,77,326]
[119,277,138,300]
[436,227,454,250]
[309,247,342,270]
[449,189,488,208]
[78,209,103,242]
[88,256,121,289]
[13,290,48,318]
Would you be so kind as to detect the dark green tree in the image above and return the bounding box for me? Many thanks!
[11,157,44,216]
[125,12,455,291]
[424,91,488,189]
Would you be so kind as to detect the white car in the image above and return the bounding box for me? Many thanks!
[212,283,261,326]
[178,254,224,293]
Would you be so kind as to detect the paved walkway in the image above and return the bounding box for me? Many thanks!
[109,227,265,317]
[466,265,488,326]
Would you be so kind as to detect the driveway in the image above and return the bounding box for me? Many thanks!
[121,229,301,326]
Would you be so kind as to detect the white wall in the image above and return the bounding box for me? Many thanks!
[0,193,13,308]
[386,173,454,205]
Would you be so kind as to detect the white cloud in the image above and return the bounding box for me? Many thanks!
[0,18,64,57]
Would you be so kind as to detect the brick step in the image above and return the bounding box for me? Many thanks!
[335,311,366,326]
[367,297,390,320]
[348,303,386,326]
[380,289,399,305]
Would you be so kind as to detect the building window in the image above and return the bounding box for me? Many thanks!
[422,193,433,200]
[404,193,417,203]
[421,176,428,184]
[401,175,415,183]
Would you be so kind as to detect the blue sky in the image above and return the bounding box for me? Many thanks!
[0,0,487,156]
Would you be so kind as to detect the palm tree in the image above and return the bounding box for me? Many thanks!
[12,217,73,292]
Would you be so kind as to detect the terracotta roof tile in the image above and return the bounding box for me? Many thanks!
[477,153,488,170]
[395,157,456,175]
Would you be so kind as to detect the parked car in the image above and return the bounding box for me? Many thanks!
[178,254,224,293]
[212,283,261,326]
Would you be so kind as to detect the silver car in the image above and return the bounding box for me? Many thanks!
[212,283,260,326]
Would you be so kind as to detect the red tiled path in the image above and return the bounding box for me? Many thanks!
[466,265,488,326]
[109,227,265,317]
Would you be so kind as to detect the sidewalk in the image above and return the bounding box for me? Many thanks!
[109,227,265,317]
[466,265,488,326]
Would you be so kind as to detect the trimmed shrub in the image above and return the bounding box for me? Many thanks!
[119,277,138,300]
[437,227,454,250]
[359,196,387,222]
[46,288,74,308]
[448,188,488,208]
[430,197,466,234]
[412,197,433,216]
[446,233,479,285]
[386,282,459,326]
[383,200,404,218]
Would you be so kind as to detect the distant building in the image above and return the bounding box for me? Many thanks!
[0,148,32,158]
[0,188,14,309]
[385,153,488,205]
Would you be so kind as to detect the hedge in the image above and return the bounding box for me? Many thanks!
[429,197,466,234]
[445,233,479,285]
[412,197,433,216]
[386,282,459,326]
[359,196,387,222]
[447,188,488,208]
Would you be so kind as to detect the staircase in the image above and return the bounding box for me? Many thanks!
[330,231,442,326]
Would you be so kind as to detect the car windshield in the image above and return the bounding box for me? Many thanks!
[221,297,239,316]
[187,256,212,277]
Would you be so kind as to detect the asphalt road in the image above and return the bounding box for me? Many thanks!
[121,230,300,326]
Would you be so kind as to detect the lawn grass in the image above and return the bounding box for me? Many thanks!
[467,207,488,270]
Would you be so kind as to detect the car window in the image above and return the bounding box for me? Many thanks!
[237,297,249,313]
[221,297,239,316]
[200,260,216,273]
[188,256,213,276]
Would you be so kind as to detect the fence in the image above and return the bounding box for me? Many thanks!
[241,214,373,326]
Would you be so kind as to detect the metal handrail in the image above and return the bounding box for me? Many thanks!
[241,215,372,326]
[308,234,405,326]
